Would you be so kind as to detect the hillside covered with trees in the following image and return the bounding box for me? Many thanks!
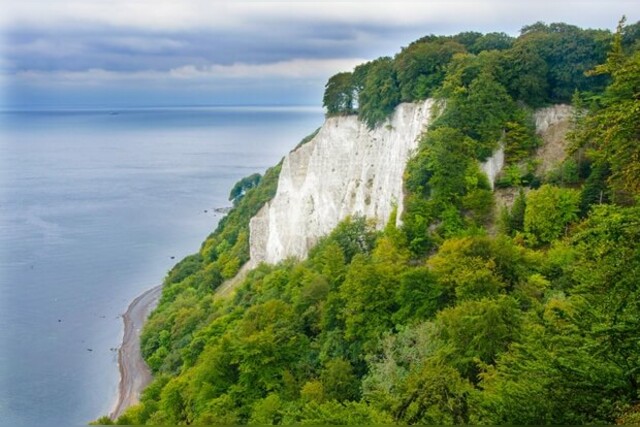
[97,19,640,425]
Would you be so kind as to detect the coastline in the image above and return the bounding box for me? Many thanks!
[109,285,163,420]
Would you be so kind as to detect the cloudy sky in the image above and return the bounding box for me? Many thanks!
[1,0,639,108]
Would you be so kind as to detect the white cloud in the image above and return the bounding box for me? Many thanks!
[1,0,637,32]
[3,0,639,107]
[105,37,186,53]
[13,57,367,86]
[169,58,367,79]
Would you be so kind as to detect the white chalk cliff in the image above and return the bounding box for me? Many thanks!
[534,104,573,175]
[534,104,573,133]
[481,146,505,190]
[480,104,573,188]
[245,101,572,268]
[248,99,435,266]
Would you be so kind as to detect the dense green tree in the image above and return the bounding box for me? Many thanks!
[395,361,474,424]
[393,267,445,323]
[503,110,540,163]
[572,29,640,196]
[420,127,475,199]
[502,37,550,106]
[500,189,527,235]
[357,57,401,128]
[323,72,355,116]
[478,309,627,424]
[339,236,408,353]
[469,32,514,54]
[320,358,360,402]
[450,31,483,50]
[325,215,377,263]
[229,173,262,205]
[545,24,610,101]
[249,393,284,424]
[579,162,610,215]
[96,21,640,426]
[570,204,640,392]
[394,40,465,101]
[435,296,522,381]
[524,184,580,245]
[437,71,514,159]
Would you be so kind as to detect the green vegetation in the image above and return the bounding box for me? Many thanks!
[98,19,640,425]
[322,21,612,128]
[570,18,640,198]
[229,173,261,205]
[323,72,355,116]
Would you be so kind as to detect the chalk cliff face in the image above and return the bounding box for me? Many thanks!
[534,104,573,175]
[534,104,573,134]
[481,146,505,190]
[248,99,435,266]
[480,104,573,188]
[246,102,572,268]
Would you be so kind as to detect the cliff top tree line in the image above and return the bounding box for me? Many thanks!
[96,19,640,425]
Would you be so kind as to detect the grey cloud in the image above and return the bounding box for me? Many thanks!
[2,0,639,108]
[4,22,386,73]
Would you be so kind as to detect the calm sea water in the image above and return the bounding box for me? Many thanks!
[0,106,323,426]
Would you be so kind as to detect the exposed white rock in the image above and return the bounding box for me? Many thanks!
[534,104,573,175]
[244,101,573,270]
[248,99,435,266]
[480,145,504,189]
[534,104,573,133]
[481,104,573,187]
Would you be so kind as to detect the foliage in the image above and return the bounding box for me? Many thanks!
[571,23,640,197]
[321,19,613,127]
[437,70,514,159]
[323,72,355,116]
[95,20,640,426]
[357,57,401,128]
[524,184,580,245]
[579,162,610,215]
[394,39,465,101]
[402,125,495,254]
[469,32,515,54]
[503,110,540,163]
[546,157,580,185]
[500,189,527,236]
[229,173,261,205]
[138,160,283,377]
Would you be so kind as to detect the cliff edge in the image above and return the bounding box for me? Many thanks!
[248,99,435,267]
[243,101,571,270]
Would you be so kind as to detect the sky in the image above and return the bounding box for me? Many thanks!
[1,0,639,109]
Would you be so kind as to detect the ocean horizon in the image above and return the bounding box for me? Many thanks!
[0,105,324,425]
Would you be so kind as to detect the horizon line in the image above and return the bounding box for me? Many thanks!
[0,103,325,113]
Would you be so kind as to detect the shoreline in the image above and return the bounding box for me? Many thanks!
[109,285,163,420]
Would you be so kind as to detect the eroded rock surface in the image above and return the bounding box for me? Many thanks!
[248,100,434,266]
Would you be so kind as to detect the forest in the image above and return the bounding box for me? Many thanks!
[96,19,640,425]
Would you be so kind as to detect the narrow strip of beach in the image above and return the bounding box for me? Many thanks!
[109,285,162,420]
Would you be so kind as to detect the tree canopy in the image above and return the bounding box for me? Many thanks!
[99,19,640,426]
[322,21,618,127]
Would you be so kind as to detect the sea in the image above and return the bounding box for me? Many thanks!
[0,106,324,426]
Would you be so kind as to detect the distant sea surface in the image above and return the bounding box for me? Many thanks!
[0,106,323,425]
